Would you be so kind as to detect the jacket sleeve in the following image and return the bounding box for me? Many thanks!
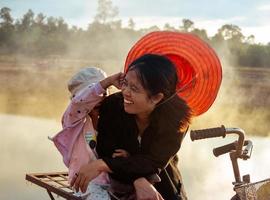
[102,130,183,181]
[62,82,105,128]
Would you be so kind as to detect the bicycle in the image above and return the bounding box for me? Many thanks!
[190,125,270,200]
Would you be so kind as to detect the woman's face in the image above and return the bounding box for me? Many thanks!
[121,69,161,116]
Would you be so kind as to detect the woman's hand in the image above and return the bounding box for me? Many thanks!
[134,177,164,200]
[100,72,125,90]
[70,159,110,193]
[112,149,130,158]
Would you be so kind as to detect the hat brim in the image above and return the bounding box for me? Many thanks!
[124,31,222,116]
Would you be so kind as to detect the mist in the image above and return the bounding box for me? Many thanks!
[0,31,269,200]
[0,54,269,199]
[1,2,270,199]
[189,46,270,137]
[1,43,269,135]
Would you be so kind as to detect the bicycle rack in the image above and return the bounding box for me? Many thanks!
[25,172,82,200]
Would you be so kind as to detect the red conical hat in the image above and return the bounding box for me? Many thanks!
[124,31,222,116]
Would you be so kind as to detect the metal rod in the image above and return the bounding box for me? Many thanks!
[47,189,55,200]
[225,128,245,157]
[225,128,246,184]
[230,152,242,184]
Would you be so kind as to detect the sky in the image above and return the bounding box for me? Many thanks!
[1,0,270,44]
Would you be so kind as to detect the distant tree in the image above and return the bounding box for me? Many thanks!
[211,31,225,46]
[109,19,122,29]
[0,7,15,52]
[0,7,14,34]
[245,35,255,44]
[180,19,194,32]
[11,10,37,55]
[19,9,34,31]
[0,7,13,26]
[163,23,176,31]
[94,0,119,24]
[217,24,244,42]
[32,13,47,36]
[191,28,209,42]
[0,5,269,69]
[240,44,268,67]
[56,17,68,33]
[46,16,58,33]
[35,13,46,25]
[141,25,160,33]
[128,18,135,30]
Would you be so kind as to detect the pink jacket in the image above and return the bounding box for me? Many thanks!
[52,82,109,184]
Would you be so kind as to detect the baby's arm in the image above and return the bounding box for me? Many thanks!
[62,72,124,128]
[62,82,106,128]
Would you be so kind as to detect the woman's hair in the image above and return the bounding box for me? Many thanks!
[128,54,192,133]
[128,54,178,99]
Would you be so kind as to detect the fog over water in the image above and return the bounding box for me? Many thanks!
[0,114,269,200]
[0,114,65,200]
[0,49,269,199]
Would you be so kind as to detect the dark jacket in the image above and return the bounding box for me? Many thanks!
[96,92,190,200]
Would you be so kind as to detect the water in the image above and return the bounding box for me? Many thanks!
[0,114,66,200]
[0,114,269,200]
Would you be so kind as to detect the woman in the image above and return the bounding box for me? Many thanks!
[71,54,192,200]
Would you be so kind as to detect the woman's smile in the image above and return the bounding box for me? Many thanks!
[124,98,134,104]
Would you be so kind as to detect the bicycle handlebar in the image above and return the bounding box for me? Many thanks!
[190,125,253,185]
[213,141,236,157]
[190,125,226,141]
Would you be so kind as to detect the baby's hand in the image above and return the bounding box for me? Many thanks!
[112,149,130,158]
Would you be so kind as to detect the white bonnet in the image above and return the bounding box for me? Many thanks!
[68,67,107,94]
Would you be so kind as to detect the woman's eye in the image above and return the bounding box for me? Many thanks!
[122,80,128,86]
[131,86,139,92]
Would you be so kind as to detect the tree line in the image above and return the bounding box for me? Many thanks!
[1,0,270,68]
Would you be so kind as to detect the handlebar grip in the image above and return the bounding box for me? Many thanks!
[213,141,237,157]
[190,125,226,141]
[213,140,249,157]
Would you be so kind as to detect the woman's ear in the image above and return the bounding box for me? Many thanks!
[151,93,164,105]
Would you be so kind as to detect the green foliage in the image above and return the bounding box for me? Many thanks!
[0,3,269,68]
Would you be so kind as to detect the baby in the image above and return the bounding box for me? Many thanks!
[52,67,128,199]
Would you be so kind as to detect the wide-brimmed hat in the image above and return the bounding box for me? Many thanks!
[124,31,222,116]
[68,67,107,95]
